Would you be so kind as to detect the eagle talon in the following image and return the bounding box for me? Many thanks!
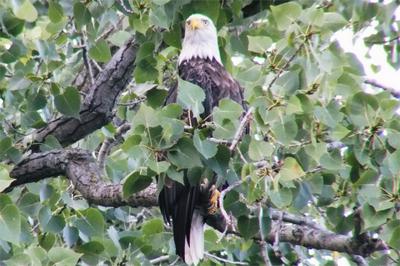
[208,186,221,215]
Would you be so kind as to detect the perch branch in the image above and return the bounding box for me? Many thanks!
[4,149,389,258]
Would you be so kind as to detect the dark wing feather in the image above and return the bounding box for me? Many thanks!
[159,56,246,260]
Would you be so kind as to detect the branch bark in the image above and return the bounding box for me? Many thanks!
[5,148,388,258]
[22,38,138,151]
[7,149,157,208]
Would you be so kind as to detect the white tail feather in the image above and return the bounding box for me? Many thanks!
[184,210,204,265]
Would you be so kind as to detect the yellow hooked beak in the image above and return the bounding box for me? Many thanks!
[187,18,202,30]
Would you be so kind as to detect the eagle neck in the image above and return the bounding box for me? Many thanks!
[179,40,221,65]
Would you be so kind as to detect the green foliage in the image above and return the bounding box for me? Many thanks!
[0,0,399,265]
[54,87,81,118]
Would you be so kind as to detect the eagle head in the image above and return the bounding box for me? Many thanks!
[179,14,222,64]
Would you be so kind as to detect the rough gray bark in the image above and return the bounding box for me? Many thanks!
[23,38,138,151]
[8,149,157,207]
[5,148,388,257]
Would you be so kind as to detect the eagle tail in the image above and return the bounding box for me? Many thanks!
[184,209,204,265]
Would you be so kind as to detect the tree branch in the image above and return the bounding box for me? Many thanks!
[7,149,157,207]
[4,148,388,257]
[364,79,400,98]
[21,38,138,151]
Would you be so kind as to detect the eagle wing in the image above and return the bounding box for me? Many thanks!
[159,57,245,260]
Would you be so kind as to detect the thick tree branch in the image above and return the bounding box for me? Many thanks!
[22,38,138,151]
[7,149,157,207]
[5,148,388,258]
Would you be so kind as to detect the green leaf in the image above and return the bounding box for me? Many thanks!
[3,253,31,265]
[0,165,13,192]
[193,129,218,159]
[63,226,79,247]
[248,138,273,161]
[131,104,159,128]
[40,135,63,152]
[142,219,163,235]
[2,13,24,36]
[89,40,112,63]
[166,167,184,185]
[149,6,170,29]
[168,137,202,169]
[54,87,81,118]
[73,2,91,29]
[148,160,170,174]
[389,226,400,250]
[48,1,64,23]
[122,171,152,197]
[346,92,379,128]
[76,241,105,255]
[323,13,347,31]
[21,111,46,128]
[269,188,293,208]
[74,208,105,238]
[362,204,393,230]
[237,216,259,239]
[271,117,298,145]
[0,204,21,244]
[129,13,150,35]
[39,232,56,251]
[177,78,205,118]
[278,157,305,182]
[39,207,65,233]
[18,193,40,217]
[247,36,272,54]
[11,0,38,22]
[27,90,47,110]
[48,247,82,265]
[271,2,302,30]
[152,0,171,4]
[212,99,244,139]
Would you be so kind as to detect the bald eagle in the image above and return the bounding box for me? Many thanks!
[158,14,246,265]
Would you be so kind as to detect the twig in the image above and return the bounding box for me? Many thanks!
[118,0,134,14]
[365,35,399,45]
[95,16,124,43]
[150,255,170,264]
[207,138,231,145]
[219,177,250,235]
[229,107,254,151]
[352,255,367,266]
[91,59,103,72]
[364,79,400,98]
[97,123,131,170]
[205,252,248,265]
[270,209,326,231]
[266,43,304,91]
[258,204,272,266]
[117,97,146,109]
[236,147,248,163]
[82,36,95,86]
[273,211,283,254]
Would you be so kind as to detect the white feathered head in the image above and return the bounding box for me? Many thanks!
[179,14,222,64]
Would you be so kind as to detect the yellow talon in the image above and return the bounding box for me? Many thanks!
[208,187,221,214]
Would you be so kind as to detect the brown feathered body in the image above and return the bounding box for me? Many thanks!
[158,56,246,263]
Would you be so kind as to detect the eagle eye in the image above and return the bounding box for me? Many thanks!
[202,19,208,25]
